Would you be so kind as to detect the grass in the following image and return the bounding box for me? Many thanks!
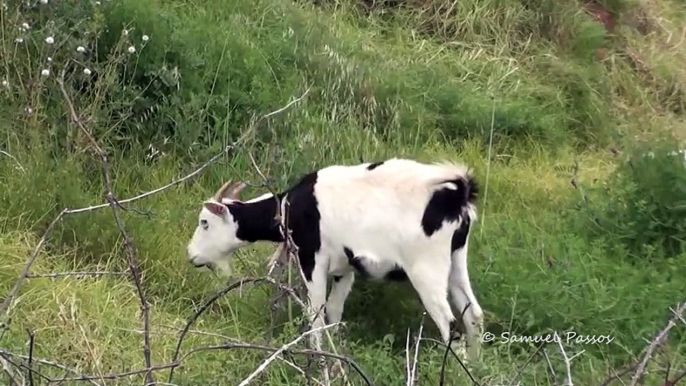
[1,0,686,384]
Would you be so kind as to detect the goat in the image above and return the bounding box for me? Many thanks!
[185,157,484,361]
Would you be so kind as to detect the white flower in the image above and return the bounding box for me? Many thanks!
[1,80,8,87]
[83,68,92,75]
[41,69,50,77]
[122,29,129,36]
[77,46,86,53]
[39,0,47,3]
[127,46,136,53]
[25,107,33,114]
[142,35,149,42]
[45,36,54,44]
[95,1,100,4]
[21,22,30,30]
[15,38,23,43]
[47,57,52,62]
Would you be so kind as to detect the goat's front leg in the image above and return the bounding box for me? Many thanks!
[302,252,330,352]
[325,271,355,327]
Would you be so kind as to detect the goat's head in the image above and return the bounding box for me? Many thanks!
[186,180,247,276]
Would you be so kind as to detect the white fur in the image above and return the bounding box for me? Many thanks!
[186,157,484,361]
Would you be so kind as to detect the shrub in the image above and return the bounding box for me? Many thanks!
[577,138,686,261]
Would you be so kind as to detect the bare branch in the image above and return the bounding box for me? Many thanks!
[407,313,426,386]
[0,349,102,386]
[629,301,686,386]
[237,323,339,386]
[555,332,576,386]
[27,271,128,279]
[168,277,307,383]
[57,67,155,385]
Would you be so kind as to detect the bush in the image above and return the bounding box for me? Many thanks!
[577,138,686,261]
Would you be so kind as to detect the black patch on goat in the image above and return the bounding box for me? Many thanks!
[345,246,408,282]
[421,175,478,236]
[344,247,369,277]
[367,161,384,170]
[229,171,322,282]
[451,216,471,252]
[384,267,408,282]
[332,275,343,282]
[284,172,321,282]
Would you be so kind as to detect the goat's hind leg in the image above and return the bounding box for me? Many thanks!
[448,223,484,362]
[404,255,456,349]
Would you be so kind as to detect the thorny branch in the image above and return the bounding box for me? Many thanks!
[628,301,686,386]
[56,67,155,385]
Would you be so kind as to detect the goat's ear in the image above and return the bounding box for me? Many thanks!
[204,201,228,218]
[214,181,247,201]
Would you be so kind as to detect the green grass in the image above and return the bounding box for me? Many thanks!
[1,0,686,384]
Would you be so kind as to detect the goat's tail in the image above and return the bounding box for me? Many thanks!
[428,167,479,221]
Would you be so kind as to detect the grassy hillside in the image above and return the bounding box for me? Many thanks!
[1,0,686,384]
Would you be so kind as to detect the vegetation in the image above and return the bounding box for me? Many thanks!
[1,0,685,384]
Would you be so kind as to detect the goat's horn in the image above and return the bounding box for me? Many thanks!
[215,180,247,201]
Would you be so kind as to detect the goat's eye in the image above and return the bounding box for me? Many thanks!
[200,219,208,230]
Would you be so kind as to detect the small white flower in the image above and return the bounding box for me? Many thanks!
[21,22,30,30]
[127,45,136,53]
[45,36,54,44]
[41,69,50,77]
[122,29,129,36]
[15,38,23,43]
[142,35,149,42]
[83,68,92,75]
[25,107,33,114]
[1,80,8,87]
[39,0,47,4]
[47,57,52,62]
[95,1,100,4]
[77,46,86,53]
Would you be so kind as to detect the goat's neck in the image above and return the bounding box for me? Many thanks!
[229,193,286,243]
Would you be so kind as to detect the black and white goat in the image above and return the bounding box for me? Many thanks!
[186,157,484,360]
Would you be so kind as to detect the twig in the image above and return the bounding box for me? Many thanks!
[0,354,23,386]
[629,301,686,386]
[278,357,325,386]
[542,348,558,385]
[420,337,481,386]
[27,271,128,279]
[237,323,339,386]
[555,332,575,386]
[179,342,373,386]
[63,145,234,215]
[599,363,637,386]
[26,329,35,386]
[673,368,686,384]
[168,277,307,383]
[508,341,546,386]
[57,67,155,385]
[50,363,179,382]
[407,313,426,386]
[0,349,102,386]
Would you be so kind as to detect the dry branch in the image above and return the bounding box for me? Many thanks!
[237,323,340,386]
[167,276,307,382]
[26,271,128,279]
[57,67,155,385]
[629,301,686,386]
